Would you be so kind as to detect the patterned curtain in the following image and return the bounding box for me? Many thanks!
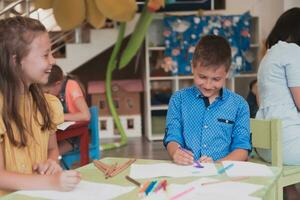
[163,12,252,77]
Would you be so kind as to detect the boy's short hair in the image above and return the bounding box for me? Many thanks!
[192,35,232,71]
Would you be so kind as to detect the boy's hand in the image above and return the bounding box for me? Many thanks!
[55,170,81,191]
[199,155,213,163]
[173,147,194,165]
[33,159,62,175]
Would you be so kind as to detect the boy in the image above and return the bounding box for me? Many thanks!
[163,35,251,165]
[246,79,259,118]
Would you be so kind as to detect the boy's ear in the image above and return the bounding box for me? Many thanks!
[226,72,229,78]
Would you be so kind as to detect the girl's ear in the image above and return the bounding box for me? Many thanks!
[12,55,23,70]
[12,55,17,66]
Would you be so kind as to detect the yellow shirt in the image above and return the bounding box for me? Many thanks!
[0,93,64,196]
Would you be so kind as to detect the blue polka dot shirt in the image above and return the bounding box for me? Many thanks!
[163,86,251,161]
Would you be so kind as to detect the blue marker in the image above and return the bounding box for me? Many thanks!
[145,180,157,195]
[218,163,234,174]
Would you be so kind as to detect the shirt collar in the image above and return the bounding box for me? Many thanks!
[193,85,225,100]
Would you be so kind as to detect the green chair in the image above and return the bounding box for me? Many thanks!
[250,118,300,200]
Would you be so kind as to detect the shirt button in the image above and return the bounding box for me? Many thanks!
[203,144,207,148]
[207,108,210,110]
[204,125,208,129]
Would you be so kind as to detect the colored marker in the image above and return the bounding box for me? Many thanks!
[218,163,234,174]
[139,180,151,193]
[154,179,167,192]
[194,160,204,168]
[148,181,159,194]
[145,180,157,195]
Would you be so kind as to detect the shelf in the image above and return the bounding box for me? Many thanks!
[148,134,164,141]
[150,75,193,81]
[178,75,193,80]
[151,105,168,110]
[250,43,260,48]
[235,73,257,78]
[148,46,166,50]
[150,76,176,81]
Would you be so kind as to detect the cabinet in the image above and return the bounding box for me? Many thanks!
[144,14,259,141]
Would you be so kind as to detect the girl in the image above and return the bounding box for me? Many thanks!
[43,64,90,122]
[256,7,300,200]
[0,16,81,196]
[43,64,90,154]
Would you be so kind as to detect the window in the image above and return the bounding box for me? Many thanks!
[127,98,133,109]
[127,119,134,129]
[99,101,105,109]
[100,120,107,130]
[113,100,119,109]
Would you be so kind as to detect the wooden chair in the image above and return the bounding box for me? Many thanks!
[250,118,300,200]
[62,106,100,169]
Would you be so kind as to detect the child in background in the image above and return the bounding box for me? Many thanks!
[246,79,259,118]
[43,64,90,154]
[256,7,300,200]
[164,35,251,165]
[0,16,81,196]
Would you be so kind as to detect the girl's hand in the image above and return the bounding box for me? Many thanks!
[33,159,62,175]
[199,155,213,163]
[172,147,194,165]
[55,170,81,191]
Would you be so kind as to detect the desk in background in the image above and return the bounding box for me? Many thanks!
[56,121,89,166]
[2,157,282,200]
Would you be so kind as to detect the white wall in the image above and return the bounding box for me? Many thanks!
[204,0,284,45]
[228,0,283,41]
[284,0,300,10]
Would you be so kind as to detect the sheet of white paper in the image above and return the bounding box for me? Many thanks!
[57,121,76,130]
[129,163,218,179]
[17,180,135,200]
[187,178,264,196]
[143,178,263,200]
[221,161,274,177]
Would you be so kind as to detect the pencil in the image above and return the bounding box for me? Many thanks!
[139,180,151,193]
[218,163,234,174]
[194,160,204,168]
[145,180,157,195]
[105,162,118,179]
[93,160,107,173]
[125,175,141,187]
[202,176,248,186]
[154,179,167,192]
[170,186,195,200]
[109,159,136,177]
[93,160,110,171]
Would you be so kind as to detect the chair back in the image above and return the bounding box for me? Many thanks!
[61,106,100,169]
[88,106,100,159]
[250,118,282,167]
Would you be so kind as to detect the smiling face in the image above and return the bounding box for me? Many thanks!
[193,65,227,101]
[20,32,55,86]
